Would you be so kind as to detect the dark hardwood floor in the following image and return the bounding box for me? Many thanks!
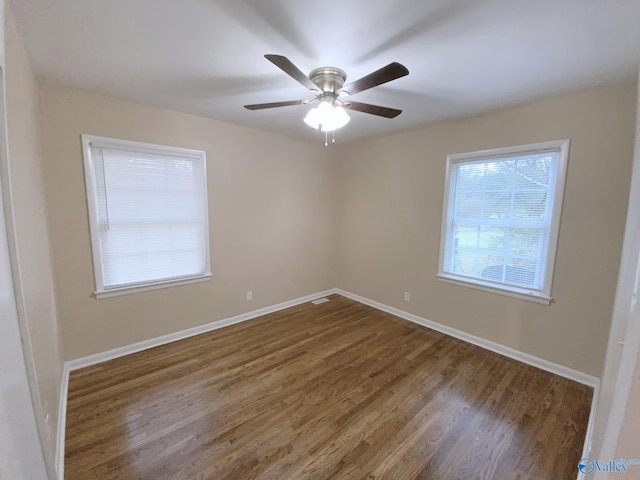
[65,294,592,479]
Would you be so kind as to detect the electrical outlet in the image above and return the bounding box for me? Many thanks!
[404,292,410,302]
[246,291,253,301]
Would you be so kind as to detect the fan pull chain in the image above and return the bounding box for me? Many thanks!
[321,131,338,146]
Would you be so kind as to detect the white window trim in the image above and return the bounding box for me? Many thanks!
[94,275,212,299]
[437,139,570,305]
[82,135,212,299]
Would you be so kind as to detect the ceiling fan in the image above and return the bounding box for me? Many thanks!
[244,55,409,135]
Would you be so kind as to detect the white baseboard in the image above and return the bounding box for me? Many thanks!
[56,366,69,480]
[335,288,600,389]
[66,289,337,371]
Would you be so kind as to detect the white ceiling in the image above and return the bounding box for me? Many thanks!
[10,0,640,144]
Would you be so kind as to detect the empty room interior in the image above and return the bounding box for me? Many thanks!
[2,0,640,479]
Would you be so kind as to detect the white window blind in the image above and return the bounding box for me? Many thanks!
[438,140,569,304]
[83,136,210,297]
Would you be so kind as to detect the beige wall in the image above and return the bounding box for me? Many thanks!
[335,84,637,377]
[38,84,336,360]
[31,74,640,375]
[4,6,63,471]
[38,81,636,378]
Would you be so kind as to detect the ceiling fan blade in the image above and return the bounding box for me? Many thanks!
[340,62,409,96]
[343,101,402,118]
[244,99,307,110]
[264,54,320,92]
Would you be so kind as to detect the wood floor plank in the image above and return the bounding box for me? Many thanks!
[65,294,592,479]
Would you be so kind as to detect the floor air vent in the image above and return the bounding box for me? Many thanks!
[311,297,330,305]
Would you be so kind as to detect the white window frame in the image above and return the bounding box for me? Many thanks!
[437,139,570,305]
[82,135,211,299]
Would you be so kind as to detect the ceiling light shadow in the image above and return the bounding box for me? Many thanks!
[356,0,491,63]
[374,86,462,106]
[166,74,287,98]
[213,0,316,58]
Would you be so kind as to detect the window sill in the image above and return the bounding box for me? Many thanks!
[95,274,212,299]
[436,273,552,305]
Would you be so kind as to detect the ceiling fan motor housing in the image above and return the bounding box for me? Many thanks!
[309,67,347,96]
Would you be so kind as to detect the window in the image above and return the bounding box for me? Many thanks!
[82,135,211,298]
[438,140,569,304]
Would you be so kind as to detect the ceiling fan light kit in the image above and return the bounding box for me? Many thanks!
[244,54,409,143]
[303,101,351,132]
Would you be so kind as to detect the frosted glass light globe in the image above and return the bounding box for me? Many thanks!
[304,102,350,132]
